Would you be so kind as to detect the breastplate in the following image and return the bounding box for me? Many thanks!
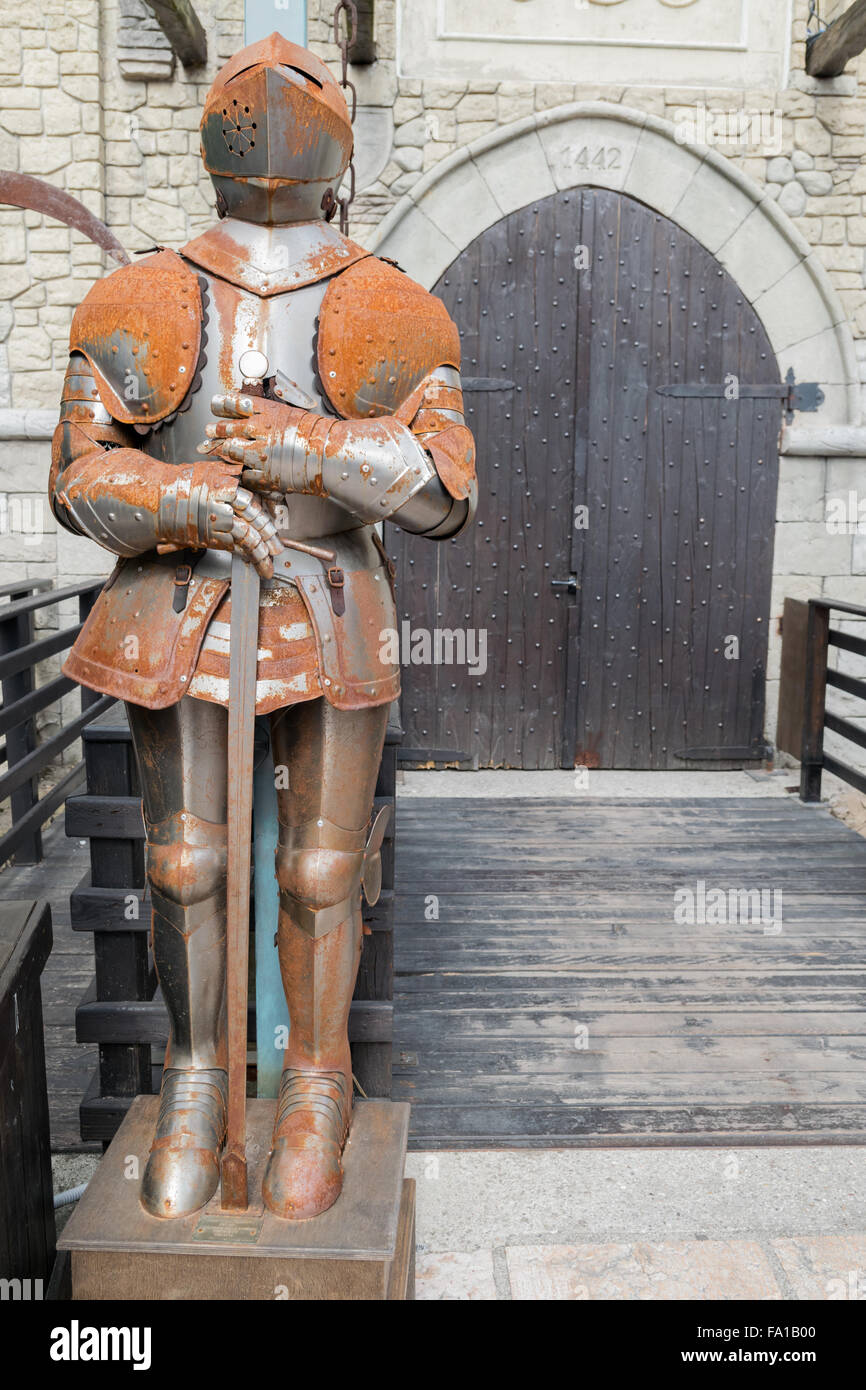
[146,267,354,542]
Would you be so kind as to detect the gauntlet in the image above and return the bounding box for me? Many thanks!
[201,392,471,537]
[54,450,281,578]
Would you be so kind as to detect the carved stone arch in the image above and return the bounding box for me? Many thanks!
[372,102,859,425]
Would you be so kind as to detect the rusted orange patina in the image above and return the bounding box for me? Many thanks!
[63,552,229,707]
[199,32,354,226]
[317,256,461,419]
[427,424,477,502]
[69,250,201,425]
[200,33,352,179]
[183,221,368,297]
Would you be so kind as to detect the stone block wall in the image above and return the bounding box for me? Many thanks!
[0,0,864,767]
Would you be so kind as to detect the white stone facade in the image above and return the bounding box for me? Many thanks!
[1,0,865,758]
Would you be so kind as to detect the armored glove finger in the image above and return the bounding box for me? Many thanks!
[230,516,275,576]
[210,393,256,421]
[198,395,311,494]
[219,437,269,467]
[157,465,281,578]
[240,470,283,499]
[234,486,282,552]
[233,486,280,543]
[204,419,261,441]
[202,501,276,579]
[227,487,282,577]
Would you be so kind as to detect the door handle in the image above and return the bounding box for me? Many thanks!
[551,577,579,594]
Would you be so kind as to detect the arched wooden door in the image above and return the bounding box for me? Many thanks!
[386,187,781,769]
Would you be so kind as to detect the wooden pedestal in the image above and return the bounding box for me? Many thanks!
[58,1097,414,1300]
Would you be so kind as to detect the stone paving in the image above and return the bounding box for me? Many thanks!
[406,1148,866,1301]
[416,1236,866,1300]
[398,768,795,799]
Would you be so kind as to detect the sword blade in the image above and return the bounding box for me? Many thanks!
[221,550,260,1211]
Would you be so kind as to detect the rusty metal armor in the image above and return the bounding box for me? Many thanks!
[50,34,476,1221]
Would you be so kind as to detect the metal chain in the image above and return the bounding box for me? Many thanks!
[806,0,826,36]
[332,0,358,235]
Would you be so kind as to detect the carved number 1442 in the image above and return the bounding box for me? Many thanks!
[573,146,622,170]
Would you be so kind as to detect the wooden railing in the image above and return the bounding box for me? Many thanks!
[800,598,866,802]
[0,577,110,866]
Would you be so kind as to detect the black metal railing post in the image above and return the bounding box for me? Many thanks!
[793,597,866,802]
[77,587,101,713]
[800,599,830,802]
[0,592,42,863]
[0,578,110,868]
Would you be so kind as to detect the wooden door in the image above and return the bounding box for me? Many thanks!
[386,187,781,769]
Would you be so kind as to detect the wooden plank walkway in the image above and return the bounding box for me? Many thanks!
[7,793,866,1153]
[393,797,866,1148]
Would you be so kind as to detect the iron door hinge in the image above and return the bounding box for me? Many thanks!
[657,368,823,422]
[461,377,516,392]
[674,742,772,761]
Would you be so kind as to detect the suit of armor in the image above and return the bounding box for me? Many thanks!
[51,34,476,1220]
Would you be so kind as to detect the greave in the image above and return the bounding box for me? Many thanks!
[140,887,228,1218]
[151,887,227,1072]
[261,906,361,1219]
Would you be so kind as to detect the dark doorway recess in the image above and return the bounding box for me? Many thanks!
[386,187,781,769]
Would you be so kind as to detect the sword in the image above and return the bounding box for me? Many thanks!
[218,353,336,1208]
[220,351,270,1211]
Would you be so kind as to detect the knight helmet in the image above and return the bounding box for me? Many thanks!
[200,33,353,225]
